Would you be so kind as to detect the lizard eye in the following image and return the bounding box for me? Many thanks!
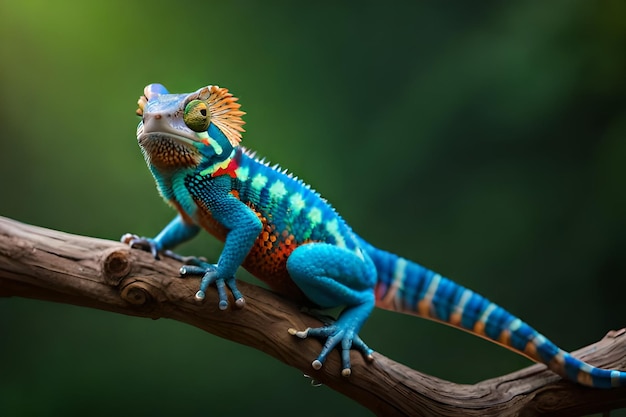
[183,100,210,132]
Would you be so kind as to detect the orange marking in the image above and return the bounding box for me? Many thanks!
[473,321,486,336]
[524,341,538,361]
[449,312,462,327]
[546,354,566,379]
[498,329,511,347]
[577,371,593,386]
[417,299,432,317]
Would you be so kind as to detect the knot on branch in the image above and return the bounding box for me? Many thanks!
[120,280,155,306]
[101,249,131,282]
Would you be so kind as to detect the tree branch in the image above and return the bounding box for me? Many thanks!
[1,215,625,416]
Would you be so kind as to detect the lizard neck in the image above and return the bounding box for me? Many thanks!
[198,149,240,179]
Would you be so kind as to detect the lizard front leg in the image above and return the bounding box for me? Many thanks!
[286,243,377,376]
[121,214,200,260]
[184,176,263,309]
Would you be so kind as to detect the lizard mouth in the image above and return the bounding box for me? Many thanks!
[136,121,198,148]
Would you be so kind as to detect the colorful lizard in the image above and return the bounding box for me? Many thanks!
[122,83,625,388]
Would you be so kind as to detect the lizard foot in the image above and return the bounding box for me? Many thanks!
[121,233,161,259]
[180,262,245,310]
[120,233,202,263]
[288,325,374,377]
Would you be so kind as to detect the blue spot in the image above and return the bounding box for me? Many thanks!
[484,306,510,340]
[461,295,488,330]
[403,264,430,310]
[509,323,536,352]
[432,278,459,321]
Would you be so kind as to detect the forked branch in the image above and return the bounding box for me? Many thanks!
[0,216,625,416]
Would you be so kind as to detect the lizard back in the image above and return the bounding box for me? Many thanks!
[215,148,363,301]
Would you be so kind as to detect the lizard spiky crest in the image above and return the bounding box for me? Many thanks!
[197,86,246,147]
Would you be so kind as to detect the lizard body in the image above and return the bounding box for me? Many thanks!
[123,83,626,388]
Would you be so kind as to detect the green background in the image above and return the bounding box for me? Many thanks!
[1,1,625,416]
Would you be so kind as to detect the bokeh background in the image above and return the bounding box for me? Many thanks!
[1,1,625,416]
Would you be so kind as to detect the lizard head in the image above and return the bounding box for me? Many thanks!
[135,83,245,171]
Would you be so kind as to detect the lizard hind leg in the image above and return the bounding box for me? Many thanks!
[286,243,377,376]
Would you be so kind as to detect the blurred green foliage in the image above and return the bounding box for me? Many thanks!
[1,1,625,416]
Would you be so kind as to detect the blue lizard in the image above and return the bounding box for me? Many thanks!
[122,83,626,387]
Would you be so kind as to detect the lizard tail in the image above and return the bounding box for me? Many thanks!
[360,239,625,388]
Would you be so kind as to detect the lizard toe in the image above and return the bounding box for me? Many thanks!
[181,264,244,309]
[289,324,373,376]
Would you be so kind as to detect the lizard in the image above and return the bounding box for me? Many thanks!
[122,83,626,388]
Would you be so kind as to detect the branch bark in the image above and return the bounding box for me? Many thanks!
[0,215,625,416]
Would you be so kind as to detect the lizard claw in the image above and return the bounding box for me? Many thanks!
[288,325,374,376]
[180,262,245,309]
[121,233,161,259]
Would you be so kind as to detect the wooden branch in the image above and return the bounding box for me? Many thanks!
[1,215,625,416]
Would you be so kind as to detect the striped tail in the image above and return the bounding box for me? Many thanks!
[361,241,626,388]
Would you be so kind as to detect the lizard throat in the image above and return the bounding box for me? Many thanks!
[138,133,202,170]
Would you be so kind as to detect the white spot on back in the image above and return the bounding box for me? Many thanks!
[307,207,322,225]
[235,166,249,182]
[509,318,523,332]
[325,218,346,247]
[532,334,547,348]
[251,173,268,190]
[289,193,306,214]
[269,180,288,200]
